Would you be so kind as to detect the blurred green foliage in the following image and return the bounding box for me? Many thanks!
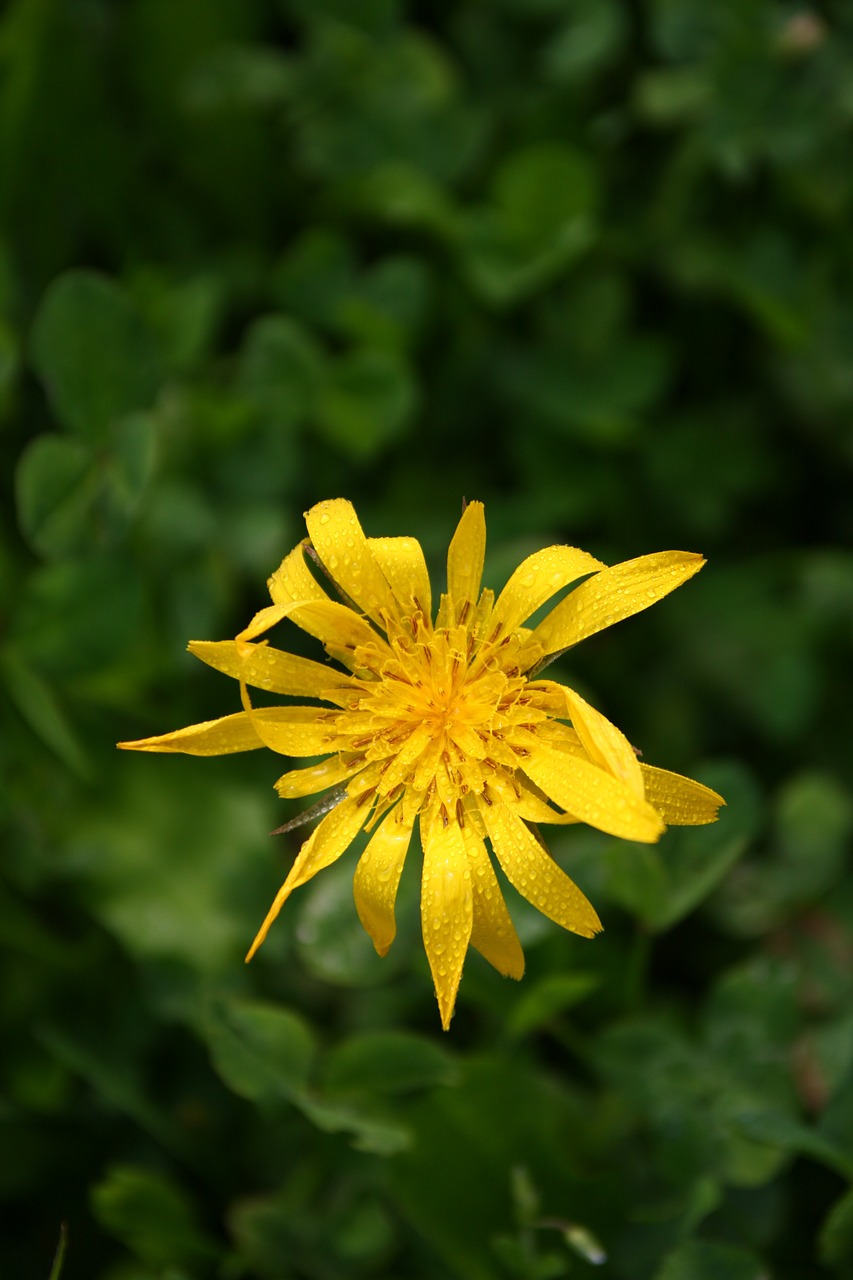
[2,0,852,1277]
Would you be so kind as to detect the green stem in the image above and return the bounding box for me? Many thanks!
[48,1224,68,1280]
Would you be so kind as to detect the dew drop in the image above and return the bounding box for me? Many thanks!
[319,512,330,525]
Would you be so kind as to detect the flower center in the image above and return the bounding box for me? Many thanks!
[334,611,544,812]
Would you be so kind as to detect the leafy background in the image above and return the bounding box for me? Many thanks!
[2,1,853,1277]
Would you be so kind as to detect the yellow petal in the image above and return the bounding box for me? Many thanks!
[522,739,665,842]
[420,806,473,1030]
[463,824,524,979]
[523,718,586,757]
[641,764,725,826]
[275,755,364,798]
[447,721,488,760]
[238,601,311,644]
[446,500,486,621]
[249,705,343,757]
[305,499,398,623]
[189,640,351,703]
[540,681,644,799]
[268,540,329,608]
[480,801,601,938]
[487,771,579,826]
[533,551,705,656]
[492,545,605,633]
[118,711,263,756]
[374,722,434,794]
[246,795,368,960]
[353,802,416,956]
[368,535,432,618]
[288,599,386,659]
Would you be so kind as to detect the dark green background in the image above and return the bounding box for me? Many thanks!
[2,1,852,1277]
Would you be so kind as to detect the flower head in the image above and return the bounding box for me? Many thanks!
[119,499,724,1028]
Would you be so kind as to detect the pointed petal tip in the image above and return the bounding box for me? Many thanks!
[116,737,164,752]
[438,998,455,1032]
[642,765,726,826]
[245,907,279,961]
[678,551,706,577]
[573,901,603,939]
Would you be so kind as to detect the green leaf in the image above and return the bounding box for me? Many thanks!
[273,229,357,328]
[774,770,852,896]
[542,0,627,85]
[131,270,223,372]
[297,1096,412,1156]
[67,769,273,985]
[103,413,157,517]
[505,972,601,1039]
[336,255,430,349]
[459,144,597,304]
[494,144,597,247]
[650,761,762,931]
[237,314,323,430]
[1,648,90,777]
[357,256,430,337]
[294,854,397,987]
[392,1059,596,1280]
[819,1071,853,1173]
[205,997,316,1107]
[16,417,155,556]
[316,347,416,459]
[731,1110,853,1179]
[31,270,164,442]
[460,208,593,306]
[230,1185,395,1276]
[603,841,668,921]
[11,553,143,678]
[714,769,851,936]
[347,162,456,231]
[15,434,95,558]
[654,1240,766,1280]
[91,1166,218,1269]
[323,1031,458,1098]
[634,69,711,124]
[819,1186,853,1270]
[183,43,293,114]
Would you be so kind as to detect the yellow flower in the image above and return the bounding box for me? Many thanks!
[119,499,724,1028]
